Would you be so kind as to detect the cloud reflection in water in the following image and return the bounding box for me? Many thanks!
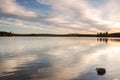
[0,37,120,80]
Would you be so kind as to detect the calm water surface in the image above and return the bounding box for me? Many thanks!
[0,37,120,80]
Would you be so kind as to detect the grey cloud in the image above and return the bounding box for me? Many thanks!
[0,0,38,18]
[86,0,109,8]
[0,0,120,33]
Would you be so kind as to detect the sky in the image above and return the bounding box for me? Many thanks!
[0,0,120,34]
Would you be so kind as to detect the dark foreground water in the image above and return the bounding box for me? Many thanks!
[0,37,120,80]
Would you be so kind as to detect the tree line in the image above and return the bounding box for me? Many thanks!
[0,31,14,36]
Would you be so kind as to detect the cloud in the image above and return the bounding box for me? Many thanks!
[0,0,120,33]
[86,0,109,8]
[0,17,68,34]
[0,18,41,30]
[0,0,38,18]
[37,0,120,33]
[37,0,110,32]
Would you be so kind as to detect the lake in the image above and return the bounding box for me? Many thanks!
[0,37,120,80]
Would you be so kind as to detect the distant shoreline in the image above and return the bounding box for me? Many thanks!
[1,31,120,37]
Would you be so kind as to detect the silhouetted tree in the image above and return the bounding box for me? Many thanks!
[105,32,108,34]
